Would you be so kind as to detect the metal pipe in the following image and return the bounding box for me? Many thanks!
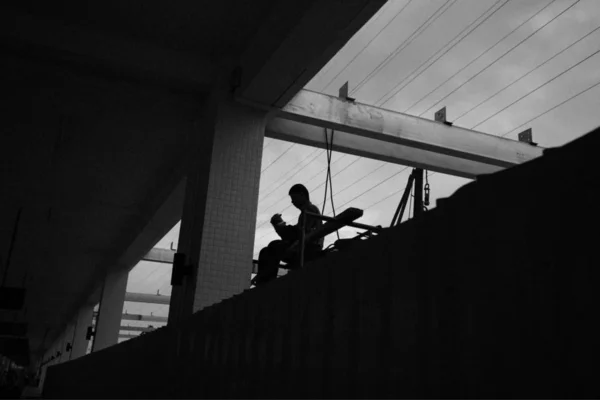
[413,169,424,217]
[124,292,170,305]
[390,173,415,227]
[299,212,307,268]
[304,211,382,232]
[119,325,155,332]
[93,312,168,323]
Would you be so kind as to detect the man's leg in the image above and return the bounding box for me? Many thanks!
[255,240,288,285]
[283,245,323,270]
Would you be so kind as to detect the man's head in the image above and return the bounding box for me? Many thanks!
[289,184,309,210]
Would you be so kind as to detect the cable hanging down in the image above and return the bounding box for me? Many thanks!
[321,128,340,240]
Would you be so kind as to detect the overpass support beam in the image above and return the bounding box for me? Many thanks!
[124,292,170,305]
[168,91,266,324]
[92,269,128,352]
[70,303,94,360]
[271,90,543,176]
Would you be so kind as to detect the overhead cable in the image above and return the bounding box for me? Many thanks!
[453,25,600,124]
[376,0,510,106]
[502,78,600,138]
[331,166,411,213]
[402,0,558,114]
[322,0,414,92]
[471,46,600,130]
[256,154,362,234]
[257,154,350,218]
[350,0,459,96]
[259,148,322,201]
[260,143,296,174]
[418,0,581,117]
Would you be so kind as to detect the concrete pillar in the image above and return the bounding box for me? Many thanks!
[70,303,94,360]
[169,92,266,323]
[92,269,128,352]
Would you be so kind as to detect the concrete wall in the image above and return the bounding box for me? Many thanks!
[43,129,599,398]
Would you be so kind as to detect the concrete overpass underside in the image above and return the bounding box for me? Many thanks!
[1,0,385,369]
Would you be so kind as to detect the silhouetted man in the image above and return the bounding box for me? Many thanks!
[252,184,323,286]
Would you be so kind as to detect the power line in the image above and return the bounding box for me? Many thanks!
[263,138,273,149]
[502,78,600,138]
[418,0,581,117]
[453,24,600,123]
[376,0,510,106]
[256,2,415,211]
[314,159,386,209]
[260,143,296,174]
[256,1,454,225]
[322,0,414,92]
[259,148,322,201]
[255,4,415,209]
[256,154,351,226]
[471,46,600,130]
[350,0,458,96]
[402,0,558,115]
[257,156,389,235]
[256,154,368,232]
[363,186,404,211]
[331,166,411,213]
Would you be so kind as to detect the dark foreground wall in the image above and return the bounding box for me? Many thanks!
[45,128,600,398]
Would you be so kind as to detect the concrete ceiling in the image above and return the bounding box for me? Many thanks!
[0,0,385,365]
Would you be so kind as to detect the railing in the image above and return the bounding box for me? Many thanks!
[295,207,382,267]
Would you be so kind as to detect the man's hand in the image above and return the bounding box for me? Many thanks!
[270,213,284,226]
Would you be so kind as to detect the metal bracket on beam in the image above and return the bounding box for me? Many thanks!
[338,81,356,102]
[170,252,192,286]
[518,128,537,146]
[435,107,453,126]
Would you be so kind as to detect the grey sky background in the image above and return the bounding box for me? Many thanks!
[121,0,600,337]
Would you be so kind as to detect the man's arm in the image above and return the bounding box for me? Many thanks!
[274,223,300,241]
[271,214,300,241]
[303,204,322,234]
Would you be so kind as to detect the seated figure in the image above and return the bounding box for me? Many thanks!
[253,184,323,286]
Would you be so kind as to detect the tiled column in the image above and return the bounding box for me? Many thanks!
[169,93,266,323]
[92,269,128,352]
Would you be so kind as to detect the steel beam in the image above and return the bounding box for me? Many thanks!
[119,325,155,332]
[121,313,167,323]
[142,248,175,264]
[118,333,138,340]
[266,118,501,179]
[124,292,170,305]
[274,89,543,174]
[94,312,168,323]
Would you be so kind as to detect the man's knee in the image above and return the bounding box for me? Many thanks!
[259,246,269,259]
[268,240,284,248]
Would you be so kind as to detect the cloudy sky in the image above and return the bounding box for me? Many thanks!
[120,0,600,339]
